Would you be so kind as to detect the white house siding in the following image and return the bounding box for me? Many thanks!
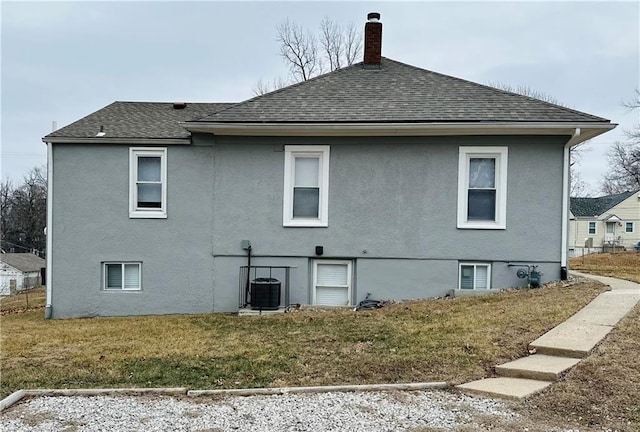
[569,193,640,256]
[609,193,640,248]
[0,265,24,295]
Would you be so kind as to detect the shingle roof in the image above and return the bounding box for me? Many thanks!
[45,102,234,140]
[192,58,610,124]
[0,253,46,272]
[570,190,639,217]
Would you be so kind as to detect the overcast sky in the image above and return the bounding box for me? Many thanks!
[1,1,638,195]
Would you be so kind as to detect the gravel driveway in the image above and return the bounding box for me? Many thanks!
[1,390,520,431]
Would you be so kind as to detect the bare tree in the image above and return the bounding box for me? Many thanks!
[487,82,563,105]
[319,18,362,71]
[251,76,289,97]
[569,164,590,197]
[255,17,363,93]
[1,167,47,256]
[277,19,321,83]
[601,141,640,194]
[342,21,362,66]
[0,178,14,251]
[600,89,640,194]
[320,16,342,71]
[622,89,640,142]
[489,82,590,196]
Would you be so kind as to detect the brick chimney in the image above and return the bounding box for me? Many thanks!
[364,12,382,66]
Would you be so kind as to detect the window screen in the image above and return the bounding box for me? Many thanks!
[105,263,140,290]
[137,157,162,208]
[460,264,490,290]
[293,157,320,218]
[467,158,496,221]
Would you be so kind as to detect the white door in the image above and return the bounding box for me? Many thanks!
[313,260,352,306]
[605,222,615,242]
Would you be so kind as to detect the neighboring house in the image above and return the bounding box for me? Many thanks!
[569,190,640,256]
[42,13,615,318]
[0,253,46,295]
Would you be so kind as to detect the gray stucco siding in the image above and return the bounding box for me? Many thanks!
[208,135,566,263]
[50,144,216,318]
[50,134,567,317]
[210,257,559,310]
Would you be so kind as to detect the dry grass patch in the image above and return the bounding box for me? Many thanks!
[570,251,640,283]
[0,281,604,398]
[0,287,45,314]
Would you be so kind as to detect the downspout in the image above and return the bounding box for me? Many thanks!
[561,128,581,279]
[45,142,53,319]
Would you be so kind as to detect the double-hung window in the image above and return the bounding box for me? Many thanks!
[459,263,491,290]
[457,147,508,229]
[283,145,330,227]
[129,148,167,218]
[588,221,597,235]
[625,222,634,233]
[104,262,141,290]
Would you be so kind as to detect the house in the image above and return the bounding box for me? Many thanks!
[569,190,640,256]
[41,13,615,318]
[0,253,46,295]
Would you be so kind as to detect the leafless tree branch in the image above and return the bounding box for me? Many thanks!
[277,19,320,82]
[1,166,47,255]
[251,76,290,96]
[272,17,363,86]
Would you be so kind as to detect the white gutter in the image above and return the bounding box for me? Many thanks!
[45,142,53,319]
[561,128,583,274]
[181,121,615,139]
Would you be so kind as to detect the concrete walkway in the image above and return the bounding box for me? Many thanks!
[457,271,640,400]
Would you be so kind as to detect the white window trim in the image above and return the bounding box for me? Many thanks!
[103,262,141,291]
[588,221,597,235]
[312,259,352,306]
[625,222,634,233]
[458,262,492,290]
[283,145,330,227]
[457,146,508,230]
[129,147,167,219]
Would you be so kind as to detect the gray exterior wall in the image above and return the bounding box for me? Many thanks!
[51,144,216,318]
[50,135,567,317]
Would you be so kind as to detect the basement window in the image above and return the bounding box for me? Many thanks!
[459,263,491,290]
[104,262,141,290]
[313,260,352,306]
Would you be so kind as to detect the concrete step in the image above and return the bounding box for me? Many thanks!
[456,377,552,400]
[495,354,581,381]
[529,321,613,358]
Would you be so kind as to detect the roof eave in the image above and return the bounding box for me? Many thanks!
[42,137,191,145]
[181,121,616,143]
